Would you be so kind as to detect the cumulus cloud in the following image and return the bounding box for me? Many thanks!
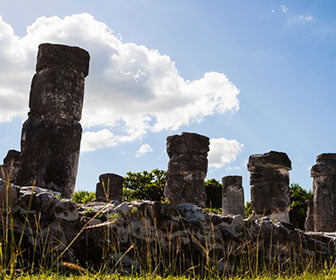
[136,144,153,158]
[0,14,240,151]
[208,138,243,168]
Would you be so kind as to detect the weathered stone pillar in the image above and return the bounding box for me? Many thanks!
[222,176,244,216]
[164,132,209,207]
[247,151,291,223]
[0,150,20,182]
[304,197,314,232]
[96,173,124,202]
[15,43,90,198]
[311,153,336,232]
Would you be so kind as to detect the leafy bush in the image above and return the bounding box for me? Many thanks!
[72,190,96,204]
[244,201,252,218]
[289,183,312,230]
[205,178,222,208]
[122,169,167,201]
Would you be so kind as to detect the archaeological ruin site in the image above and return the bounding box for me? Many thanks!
[0,43,336,274]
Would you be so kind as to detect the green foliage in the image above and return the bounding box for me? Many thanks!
[123,170,223,208]
[205,178,222,208]
[289,183,312,230]
[244,201,252,218]
[72,190,96,204]
[122,169,167,201]
[205,208,222,214]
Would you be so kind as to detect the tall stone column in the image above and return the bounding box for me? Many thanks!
[222,176,244,216]
[247,151,291,223]
[164,132,209,207]
[311,153,336,232]
[96,173,124,202]
[15,43,90,198]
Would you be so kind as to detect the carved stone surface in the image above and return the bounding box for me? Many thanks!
[304,197,314,232]
[0,150,20,182]
[96,173,124,202]
[311,153,336,232]
[248,151,291,223]
[164,132,209,207]
[15,43,90,198]
[222,176,244,216]
[16,117,82,197]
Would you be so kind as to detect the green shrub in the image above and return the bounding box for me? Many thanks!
[205,178,222,208]
[244,201,252,218]
[72,190,96,204]
[289,183,312,230]
[122,169,166,201]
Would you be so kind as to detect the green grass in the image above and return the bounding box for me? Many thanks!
[4,270,336,280]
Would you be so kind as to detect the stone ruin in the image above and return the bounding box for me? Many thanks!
[0,42,333,235]
[311,153,336,232]
[0,149,20,183]
[304,197,314,231]
[14,43,90,198]
[248,151,291,223]
[1,42,336,274]
[222,176,244,216]
[164,132,209,208]
[96,173,124,202]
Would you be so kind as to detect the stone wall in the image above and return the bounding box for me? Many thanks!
[1,179,335,274]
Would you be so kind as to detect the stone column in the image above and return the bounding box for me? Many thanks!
[96,173,124,202]
[222,176,244,216]
[247,151,291,223]
[311,153,336,232]
[15,43,90,198]
[304,197,314,232]
[0,150,20,182]
[164,132,209,207]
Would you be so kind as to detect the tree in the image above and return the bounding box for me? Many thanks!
[289,183,312,230]
[122,169,166,201]
[205,178,222,209]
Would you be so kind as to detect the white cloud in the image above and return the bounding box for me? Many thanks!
[294,15,314,23]
[136,144,153,158]
[208,137,243,168]
[280,5,288,14]
[0,14,240,151]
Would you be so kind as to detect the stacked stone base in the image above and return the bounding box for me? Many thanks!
[1,179,335,274]
[16,118,82,198]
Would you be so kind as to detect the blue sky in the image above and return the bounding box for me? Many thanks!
[0,1,335,201]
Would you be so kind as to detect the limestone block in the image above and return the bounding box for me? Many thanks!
[164,132,209,207]
[96,173,124,202]
[311,153,336,232]
[248,151,291,223]
[16,117,82,198]
[16,43,89,198]
[304,197,314,231]
[0,150,20,182]
[222,176,244,216]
